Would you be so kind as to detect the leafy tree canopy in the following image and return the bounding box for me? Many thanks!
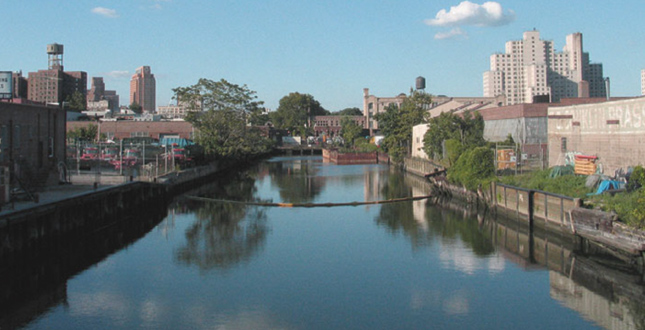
[270,92,328,136]
[340,116,364,147]
[375,89,431,162]
[68,124,101,142]
[423,110,485,160]
[129,102,143,114]
[335,107,363,116]
[65,90,86,112]
[173,78,272,160]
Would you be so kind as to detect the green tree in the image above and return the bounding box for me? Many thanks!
[270,92,328,137]
[174,78,273,160]
[336,107,363,116]
[374,89,431,162]
[129,102,143,114]
[340,116,364,147]
[65,90,86,112]
[423,110,485,160]
[67,124,100,142]
[447,146,495,190]
[248,107,270,126]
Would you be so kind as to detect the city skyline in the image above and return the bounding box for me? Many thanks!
[4,1,645,111]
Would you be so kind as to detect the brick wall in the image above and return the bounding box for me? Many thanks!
[548,97,645,174]
[67,120,194,141]
[0,102,66,187]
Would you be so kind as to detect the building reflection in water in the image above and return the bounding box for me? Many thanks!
[479,199,643,329]
[0,203,168,330]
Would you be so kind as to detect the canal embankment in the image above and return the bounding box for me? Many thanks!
[0,155,267,258]
[401,156,645,273]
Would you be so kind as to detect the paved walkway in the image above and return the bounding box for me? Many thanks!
[0,184,113,216]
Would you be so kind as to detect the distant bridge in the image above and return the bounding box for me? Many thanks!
[275,145,323,156]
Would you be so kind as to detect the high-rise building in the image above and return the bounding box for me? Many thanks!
[483,30,607,105]
[130,66,156,112]
[27,43,87,107]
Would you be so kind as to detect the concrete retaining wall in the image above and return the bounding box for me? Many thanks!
[0,182,167,257]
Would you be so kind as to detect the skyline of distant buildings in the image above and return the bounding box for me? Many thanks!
[484,30,607,105]
[4,34,645,115]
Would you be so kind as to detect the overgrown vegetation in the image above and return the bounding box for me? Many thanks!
[447,147,496,191]
[421,110,494,189]
[499,166,645,229]
[497,169,591,198]
[588,165,645,229]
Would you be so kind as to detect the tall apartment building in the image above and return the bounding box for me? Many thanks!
[483,30,607,105]
[130,66,156,112]
[27,44,87,106]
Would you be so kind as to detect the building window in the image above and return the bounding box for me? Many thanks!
[560,137,567,152]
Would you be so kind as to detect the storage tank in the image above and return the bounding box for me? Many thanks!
[46,43,64,55]
[415,76,426,90]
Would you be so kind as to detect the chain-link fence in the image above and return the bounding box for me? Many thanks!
[495,143,547,176]
[65,140,192,182]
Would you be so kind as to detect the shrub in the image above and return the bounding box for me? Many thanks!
[444,139,464,166]
[447,147,495,191]
[594,190,645,229]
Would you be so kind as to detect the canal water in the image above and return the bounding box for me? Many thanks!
[7,156,645,329]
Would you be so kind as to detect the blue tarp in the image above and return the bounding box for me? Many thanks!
[590,180,621,195]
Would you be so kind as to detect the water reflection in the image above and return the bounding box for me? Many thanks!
[174,170,269,271]
[267,157,325,203]
[480,202,645,329]
[0,202,167,330]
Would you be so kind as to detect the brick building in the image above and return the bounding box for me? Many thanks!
[27,44,87,107]
[548,97,645,175]
[313,115,366,138]
[67,120,194,141]
[0,102,67,198]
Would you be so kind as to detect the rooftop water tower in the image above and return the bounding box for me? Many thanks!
[416,76,426,91]
[47,43,64,70]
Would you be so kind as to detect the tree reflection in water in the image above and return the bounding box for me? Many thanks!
[174,171,269,271]
[267,158,325,204]
[374,173,495,256]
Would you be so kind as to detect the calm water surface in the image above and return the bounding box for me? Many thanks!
[13,156,644,329]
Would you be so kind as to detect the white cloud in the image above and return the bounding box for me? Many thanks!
[425,1,515,27]
[91,7,119,18]
[106,71,130,79]
[149,0,170,10]
[434,28,468,40]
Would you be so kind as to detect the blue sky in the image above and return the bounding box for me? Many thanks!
[3,0,645,111]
